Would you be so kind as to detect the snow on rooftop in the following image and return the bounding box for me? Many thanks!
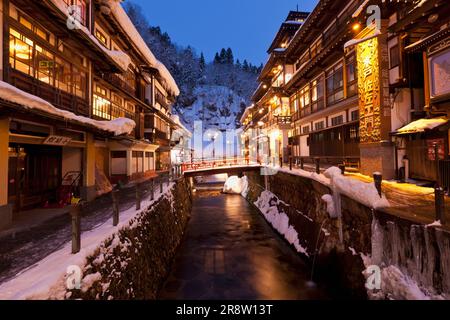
[49,0,132,72]
[171,115,192,137]
[49,0,179,96]
[0,81,135,136]
[284,20,304,25]
[397,118,448,134]
[106,1,180,96]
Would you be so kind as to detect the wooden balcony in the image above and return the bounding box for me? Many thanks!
[9,69,89,116]
[155,91,169,109]
[101,73,136,96]
[145,129,170,147]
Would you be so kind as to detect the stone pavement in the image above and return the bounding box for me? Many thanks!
[0,177,165,285]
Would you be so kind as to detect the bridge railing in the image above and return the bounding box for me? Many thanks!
[181,157,253,172]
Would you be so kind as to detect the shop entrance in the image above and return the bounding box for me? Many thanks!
[8,144,62,212]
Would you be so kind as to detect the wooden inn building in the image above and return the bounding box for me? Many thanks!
[0,0,186,230]
[242,0,450,188]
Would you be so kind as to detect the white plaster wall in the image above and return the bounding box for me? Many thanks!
[391,88,412,131]
[62,147,82,178]
[300,135,310,157]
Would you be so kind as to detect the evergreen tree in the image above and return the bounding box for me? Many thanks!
[236,59,241,68]
[199,52,206,72]
[219,48,227,64]
[226,48,234,64]
[214,52,221,64]
[243,59,249,72]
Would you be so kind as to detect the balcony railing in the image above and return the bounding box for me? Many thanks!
[9,68,89,116]
[155,91,169,109]
[102,73,136,96]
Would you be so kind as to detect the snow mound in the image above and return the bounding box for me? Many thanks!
[324,167,390,209]
[321,194,336,218]
[254,190,309,256]
[223,176,248,195]
[0,81,135,136]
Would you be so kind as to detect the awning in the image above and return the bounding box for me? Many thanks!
[394,117,448,135]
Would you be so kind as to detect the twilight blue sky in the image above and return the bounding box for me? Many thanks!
[128,0,318,65]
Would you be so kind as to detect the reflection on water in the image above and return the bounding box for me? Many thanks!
[159,190,330,300]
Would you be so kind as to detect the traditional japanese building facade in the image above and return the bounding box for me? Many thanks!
[245,0,450,181]
[0,0,179,230]
[384,0,450,185]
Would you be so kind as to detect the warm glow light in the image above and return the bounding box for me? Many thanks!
[352,23,361,32]
[259,108,264,114]
[263,84,268,89]
[10,41,31,60]
[257,121,264,127]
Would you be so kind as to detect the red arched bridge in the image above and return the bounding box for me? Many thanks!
[178,158,261,177]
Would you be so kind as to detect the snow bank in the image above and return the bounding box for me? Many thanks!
[254,190,309,256]
[360,253,432,300]
[0,183,175,300]
[0,81,135,136]
[223,176,248,196]
[277,167,331,186]
[324,167,390,209]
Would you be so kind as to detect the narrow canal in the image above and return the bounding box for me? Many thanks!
[159,187,331,300]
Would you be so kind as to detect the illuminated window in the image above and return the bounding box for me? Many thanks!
[346,55,357,97]
[9,28,34,76]
[9,27,87,98]
[311,76,324,112]
[111,93,125,119]
[95,29,108,47]
[326,63,344,105]
[35,45,54,85]
[93,85,111,120]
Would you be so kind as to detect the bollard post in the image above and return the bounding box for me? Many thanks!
[339,164,346,175]
[315,158,320,174]
[279,156,283,168]
[435,143,442,189]
[160,176,163,193]
[151,179,154,200]
[112,189,119,226]
[71,204,81,254]
[289,156,293,171]
[300,157,304,170]
[435,187,446,225]
[135,183,141,211]
[373,172,383,198]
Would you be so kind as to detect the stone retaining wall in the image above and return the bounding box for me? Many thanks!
[245,171,450,299]
[66,178,192,300]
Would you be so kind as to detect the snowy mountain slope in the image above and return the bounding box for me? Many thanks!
[178,85,247,132]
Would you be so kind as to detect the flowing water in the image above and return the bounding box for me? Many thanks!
[159,187,331,300]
